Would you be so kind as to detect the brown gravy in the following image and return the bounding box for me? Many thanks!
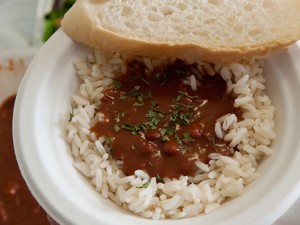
[91,60,240,179]
[0,95,48,225]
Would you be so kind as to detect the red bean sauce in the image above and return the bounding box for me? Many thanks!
[0,95,49,225]
[91,60,240,179]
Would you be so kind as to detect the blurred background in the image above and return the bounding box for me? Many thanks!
[0,0,75,48]
[0,0,299,224]
[0,1,75,224]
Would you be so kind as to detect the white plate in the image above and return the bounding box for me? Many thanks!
[13,29,300,225]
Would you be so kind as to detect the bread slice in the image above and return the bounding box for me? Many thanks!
[61,0,300,63]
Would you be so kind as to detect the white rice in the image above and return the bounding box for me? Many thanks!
[65,49,276,219]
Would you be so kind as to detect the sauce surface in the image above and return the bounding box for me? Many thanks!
[0,95,48,225]
[92,60,240,179]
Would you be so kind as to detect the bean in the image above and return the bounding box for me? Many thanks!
[145,129,161,141]
[162,141,180,156]
[188,122,204,139]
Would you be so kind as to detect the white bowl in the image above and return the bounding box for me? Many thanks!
[13,29,300,225]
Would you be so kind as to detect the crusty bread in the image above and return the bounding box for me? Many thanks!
[62,0,300,63]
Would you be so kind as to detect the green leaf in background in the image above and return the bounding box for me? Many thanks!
[43,0,76,41]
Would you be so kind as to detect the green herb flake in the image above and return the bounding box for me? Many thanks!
[141,179,151,188]
[105,136,113,144]
[137,95,143,103]
[183,132,195,142]
[175,93,184,102]
[178,113,192,125]
[114,124,120,132]
[146,91,153,99]
[148,162,154,167]
[174,134,183,145]
[177,91,197,99]
[121,124,140,135]
[131,144,136,151]
[119,92,128,101]
[156,174,164,182]
[113,80,122,89]
[130,86,141,97]
[115,112,126,123]
[68,105,74,122]
[159,128,170,141]
[174,102,195,110]
[151,101,159,108]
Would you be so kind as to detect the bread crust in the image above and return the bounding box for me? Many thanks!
[62,0,300,63]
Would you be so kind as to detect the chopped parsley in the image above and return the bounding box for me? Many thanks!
[177,91,198,99]
[121,124,141,135]
[156,174,164,182]
[68,105,75,122]
[114,124,120,132]
[130,86,141,97]
[115,112,126,123]
[105,136,113,144]
[119,92,128,101]
[146,91,153,99]
[138,179,151,188]
[183,132,195,142]
[174,134,183,145]
[113,80,122,89]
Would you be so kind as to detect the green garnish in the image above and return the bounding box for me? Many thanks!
[148,162,154,167]
[130,86,141,97]
[146,91,152,99]
[138,179,151,188]
[68,105,74,122]
[174,134,183,145]
[156,174,164,182]
[177,91,198,99]
[105,136,113,144]
[151,101,159,108]
[113,80,122,89]
[178,113,193,125]
[175,92,184,102]
[114,124,120,132]
[119,92,128,101]
[121,124,141,135]
[183,132,195,142]
[173,102,195,110]
[115,112,126,123]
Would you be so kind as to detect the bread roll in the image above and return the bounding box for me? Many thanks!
[62,0,300,63]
